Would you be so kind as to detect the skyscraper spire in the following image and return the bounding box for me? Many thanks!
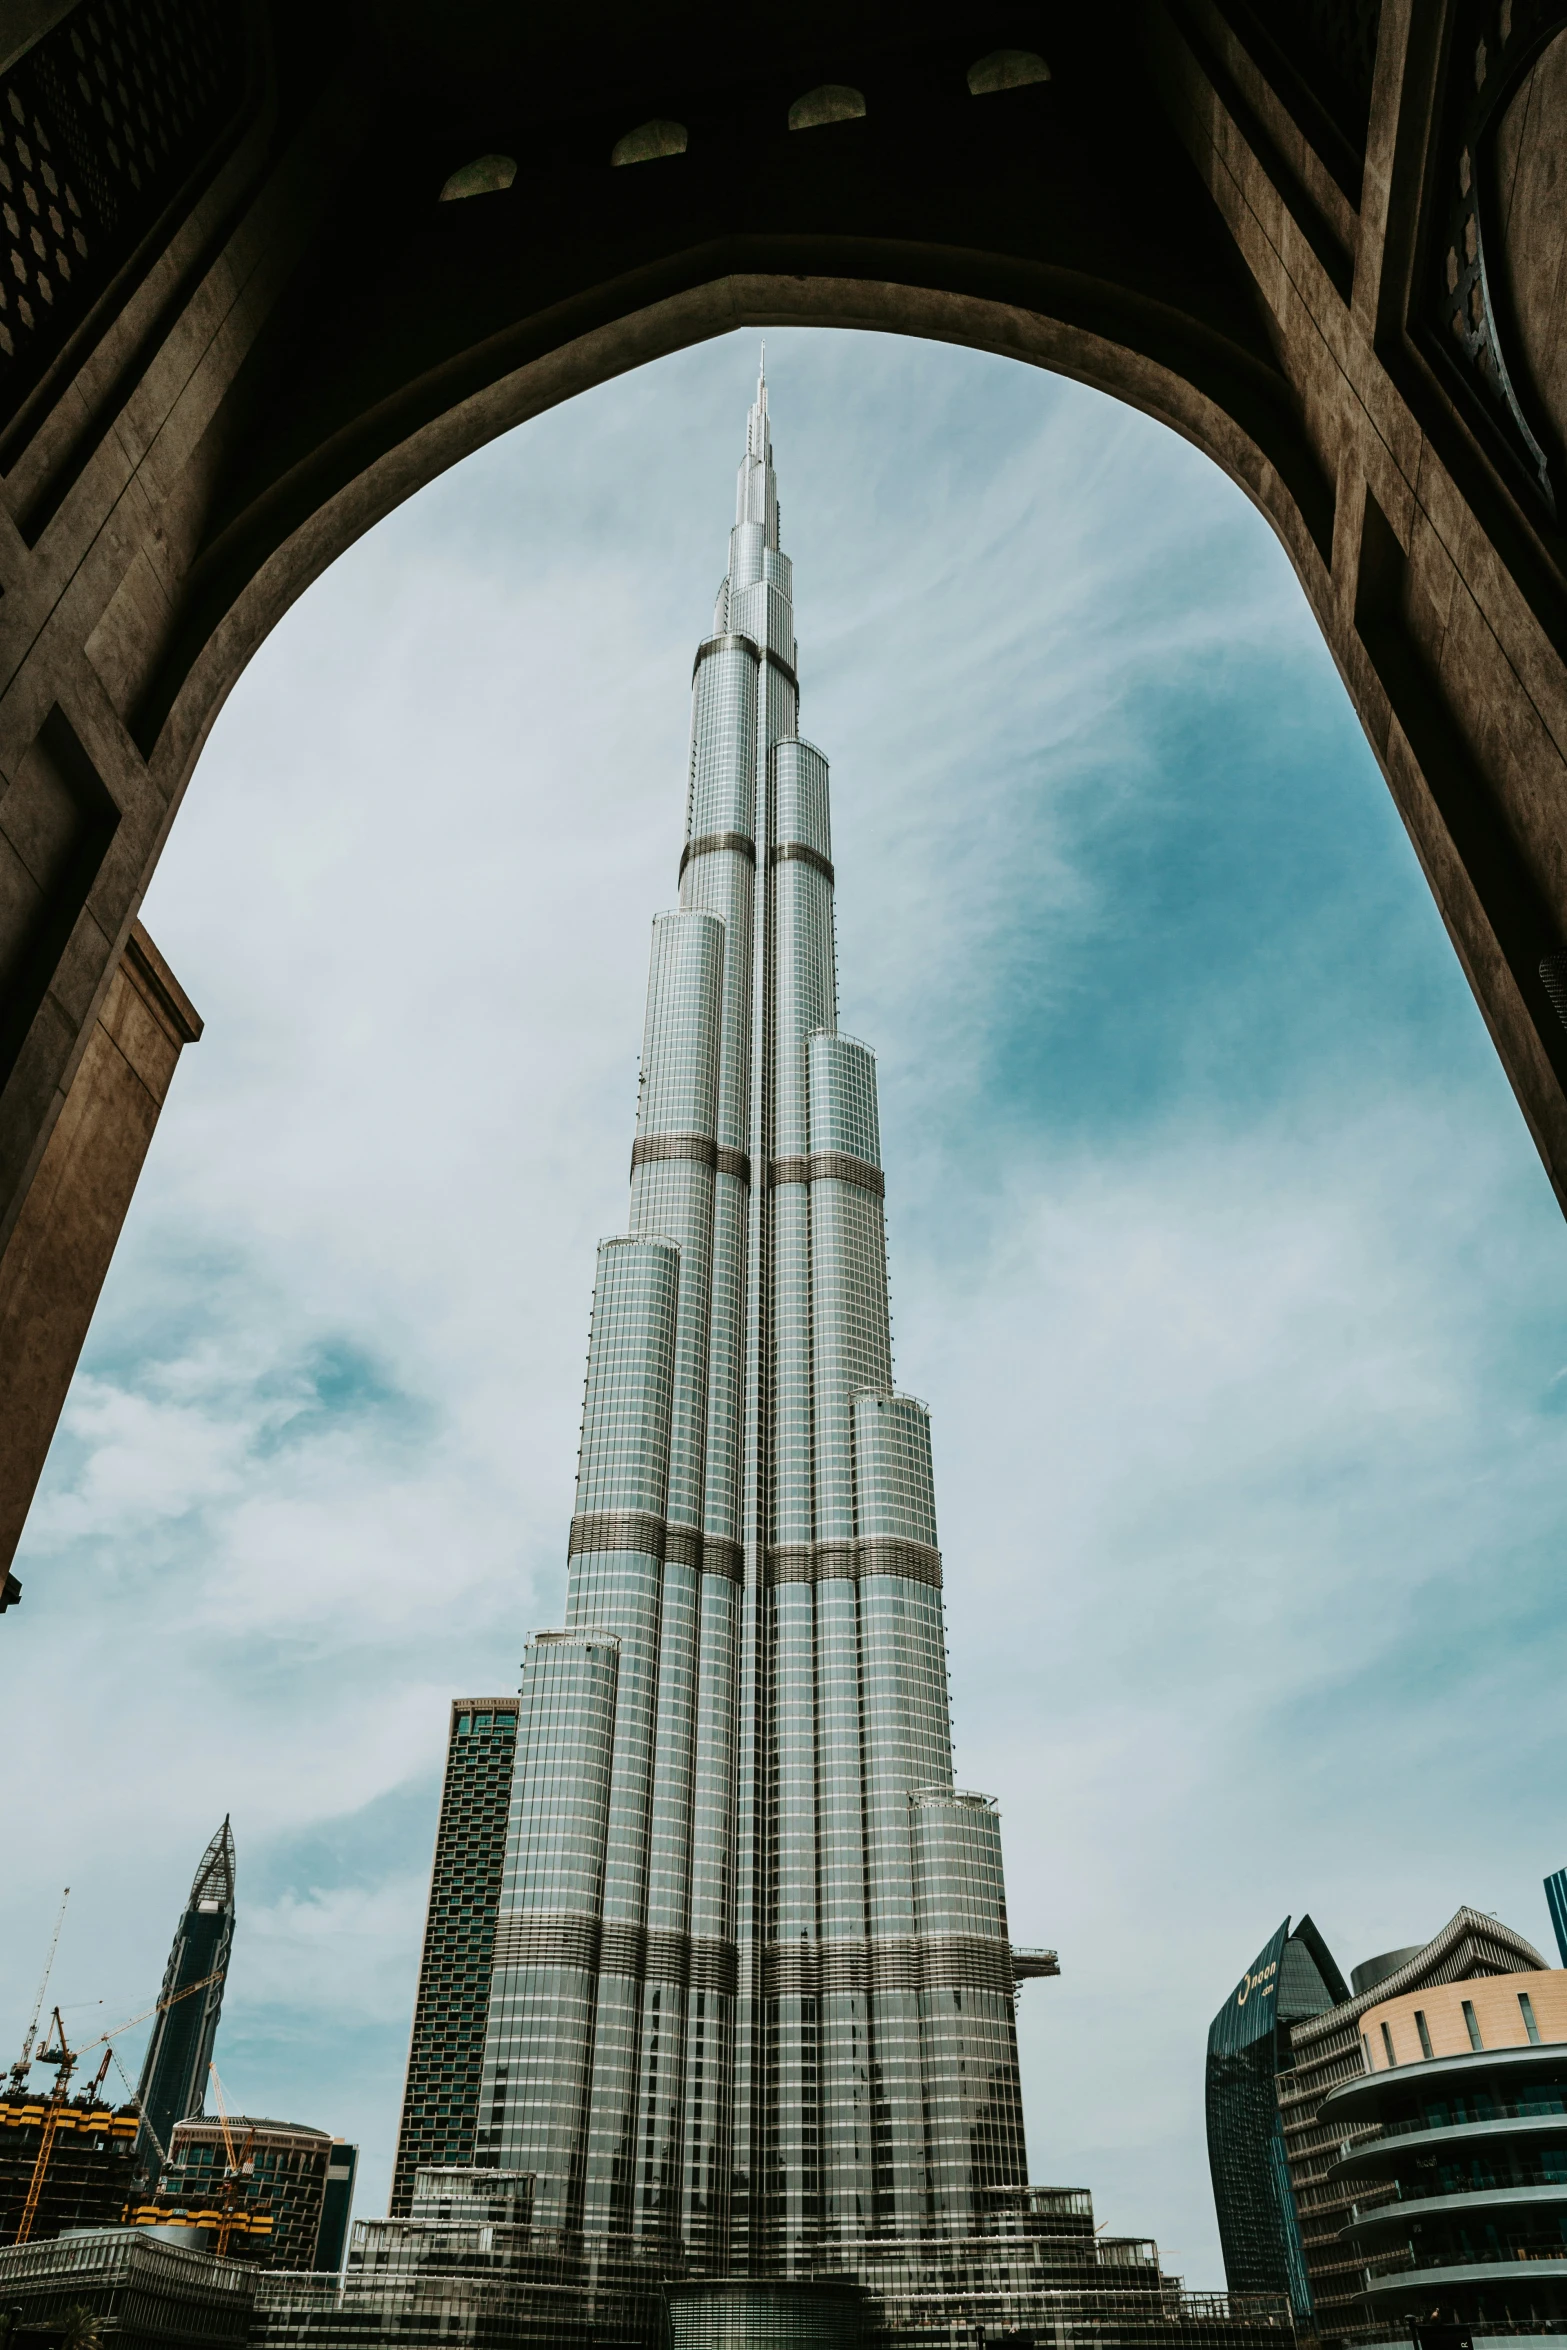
[475,374,1029,2280]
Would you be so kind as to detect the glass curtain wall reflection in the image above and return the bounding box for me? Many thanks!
[476,366,1028,2278]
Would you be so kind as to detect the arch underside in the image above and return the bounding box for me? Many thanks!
[2,0,1566,1590]
[170,259,1333,784]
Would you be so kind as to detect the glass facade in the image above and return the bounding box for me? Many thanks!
[134,1819,236,2186]
[249,2173,1292,2350]
[475,369,1030,2283]
[391,1702,519,2209]
[1205,1916,1346,2322]
[1546,1867,1567,1967]
[149,2117,357,2270]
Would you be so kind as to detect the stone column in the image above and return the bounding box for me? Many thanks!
[0,922,201,1601]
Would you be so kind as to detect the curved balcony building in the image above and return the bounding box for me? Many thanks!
[1323,1970,1567,2338]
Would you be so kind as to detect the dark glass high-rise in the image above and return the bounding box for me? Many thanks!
[134,1817,235,2182]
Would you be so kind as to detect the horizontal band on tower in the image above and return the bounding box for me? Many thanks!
[692,631,759,677]
[631,1133,751,1183]
[761,1933,1017,1999]
[679,830,756,878]
[569,1512,745,1580]
[490,1912,738,1995]
[771,1151,885,1198]
[604,1924,739,1992]
[771,841,834,884]
[689,633,797,692]
[492,1911,600,1973]
[766,1537,942,1589]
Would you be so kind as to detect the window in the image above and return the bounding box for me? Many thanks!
[1361,2032,1373,2072]
[1381,2021,1398,2068]
[1520,1992,1542,2046]
[1463,1999,1484,2051]
[1416,2009,1434,2060]
[456,1714,471,1733]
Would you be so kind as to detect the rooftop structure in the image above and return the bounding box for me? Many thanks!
[250,2166,582,2350]
[0,2223,257,2350]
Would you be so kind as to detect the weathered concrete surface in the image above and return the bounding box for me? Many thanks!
[0,924,200,1593]
[0,0,1563,1603]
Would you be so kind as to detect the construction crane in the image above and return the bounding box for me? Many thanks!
[107,2048,167,2176]
[203,2063,261,2257]
[13,1969,222,2246]
[7,1889,69,2094]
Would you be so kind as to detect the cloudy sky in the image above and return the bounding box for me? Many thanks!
[7,327,1567,2284]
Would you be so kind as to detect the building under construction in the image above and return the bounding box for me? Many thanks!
[0,2090,141,2245]
[137,2115,358,2270]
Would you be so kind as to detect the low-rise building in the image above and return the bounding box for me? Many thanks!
[1278,1907,1546,2338]
[1207,1905,1549,2342]
[1324,1967,1567,2339]
[248,2167,1293,2350]
[141,2117,357,2270]
[0,2225,257,2350]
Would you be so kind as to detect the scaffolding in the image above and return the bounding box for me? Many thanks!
[0,2094,141,2247]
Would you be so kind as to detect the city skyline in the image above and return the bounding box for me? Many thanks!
[3,328,1566,2281]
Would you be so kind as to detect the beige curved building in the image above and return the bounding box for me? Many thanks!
[1322,1965,1567,2341]
[1358,1969,1567,2073]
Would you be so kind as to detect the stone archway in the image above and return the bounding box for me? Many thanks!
[1,0,1565,1595]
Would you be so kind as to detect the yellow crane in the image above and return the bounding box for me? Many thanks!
[13,1970,222,2246]
[203,2063,261,2257]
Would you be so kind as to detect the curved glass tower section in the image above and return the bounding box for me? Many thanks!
[478,367,1028,2277]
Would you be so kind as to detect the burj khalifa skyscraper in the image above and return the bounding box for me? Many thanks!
[474,363,1035,2280]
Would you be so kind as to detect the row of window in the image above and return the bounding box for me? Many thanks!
[1372,1991,1546,2067]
